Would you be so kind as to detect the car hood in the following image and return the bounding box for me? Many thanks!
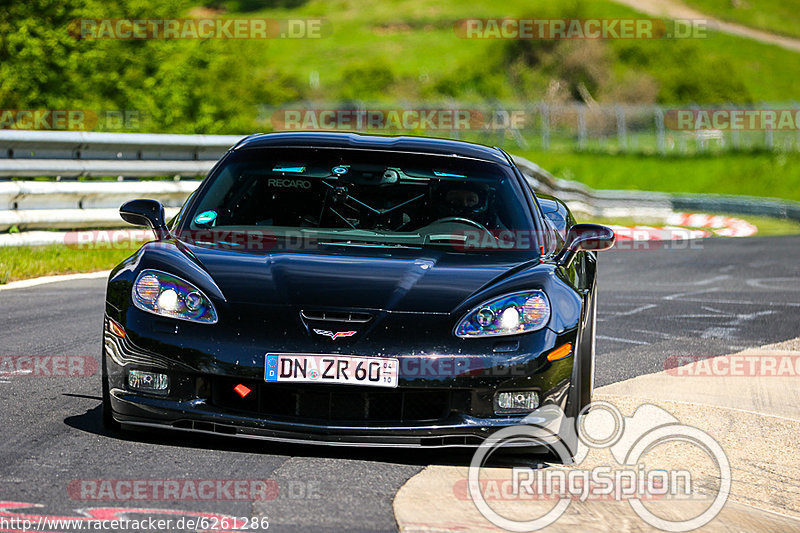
[182,243,534,314]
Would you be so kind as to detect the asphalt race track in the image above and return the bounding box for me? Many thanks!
[0,235,798,531]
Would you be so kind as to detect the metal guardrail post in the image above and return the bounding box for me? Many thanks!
[540,103,550,151]
[655,107,666,155]
[577,105,587,151]
[616,105,627,152]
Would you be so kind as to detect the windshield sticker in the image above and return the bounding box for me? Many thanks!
[268,178,312,189]
[194,210,217,225]
[272,165,306,173]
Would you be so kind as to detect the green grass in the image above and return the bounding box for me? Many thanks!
[0,244,139,284]
[737,214,800,235]
[244,0,800,104]
[9,0,800,137]
[520,150,800,202]
[682,0,800,39]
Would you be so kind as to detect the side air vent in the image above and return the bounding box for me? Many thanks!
[300,310,373,323]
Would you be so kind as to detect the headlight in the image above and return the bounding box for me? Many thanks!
[132,270,218,324]
[455,290,550,338]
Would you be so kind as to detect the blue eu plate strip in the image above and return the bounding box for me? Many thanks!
[265,354,279,382]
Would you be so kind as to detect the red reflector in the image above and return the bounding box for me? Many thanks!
[234,384,251,398]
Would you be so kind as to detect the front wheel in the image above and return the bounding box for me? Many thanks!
[579,288,597,409]
[101,353,120,431]
[557,285,597,459]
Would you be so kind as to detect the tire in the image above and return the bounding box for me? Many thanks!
[101,351,121,431]
[568,285,597,416]
[557,284,597,461]
[579,287,597,410]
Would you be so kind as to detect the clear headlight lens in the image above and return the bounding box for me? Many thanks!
[455,291,550,338]
[135,273,160,303]
[132,270,218,324]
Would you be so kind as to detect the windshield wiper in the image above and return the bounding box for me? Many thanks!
[317,240,422,249]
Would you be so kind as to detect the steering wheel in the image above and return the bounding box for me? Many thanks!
[431,217,492,234]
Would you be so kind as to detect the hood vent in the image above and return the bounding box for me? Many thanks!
[300,310,373,323]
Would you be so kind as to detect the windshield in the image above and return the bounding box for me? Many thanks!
[179,147,535,252]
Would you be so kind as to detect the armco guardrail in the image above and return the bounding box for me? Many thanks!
[0,130,242,164]
[512,156,674,220]
[0,159,215,179]
[514,155,800,222]
[0,180,200,231]
[1,131,798,238]
[0,130,243,231]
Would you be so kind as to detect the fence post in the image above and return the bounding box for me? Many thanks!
[765,127,773,150]
[616,105,627,151]
[492,101,506,146]
[655,106,666,155]
[577,105,587,150]
[449,100,460,140]
[795,101,800,151]
[764,105,774,150]
[356,100,365,131]
[689,105,704,153]
[540,103,550,151]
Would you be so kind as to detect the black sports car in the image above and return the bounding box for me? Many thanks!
[102,132,614,449]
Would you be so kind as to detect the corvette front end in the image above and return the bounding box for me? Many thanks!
[101,132,613,449]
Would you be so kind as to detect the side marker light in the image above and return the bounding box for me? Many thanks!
[547,343,573,362]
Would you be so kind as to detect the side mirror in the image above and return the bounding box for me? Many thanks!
[555,224,615,268]
[120,199,170,240]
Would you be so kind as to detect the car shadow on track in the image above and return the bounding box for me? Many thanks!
[64,400,547,469]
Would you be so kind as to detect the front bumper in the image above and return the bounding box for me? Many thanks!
[111,390,567,448]
[104,313,578,448]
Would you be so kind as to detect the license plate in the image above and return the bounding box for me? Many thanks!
[264,353,399,388]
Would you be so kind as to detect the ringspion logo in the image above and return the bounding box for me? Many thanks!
[469,402,730,531]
